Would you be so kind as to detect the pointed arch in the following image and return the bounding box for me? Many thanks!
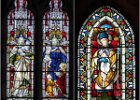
[78,6,135,100]
[7,0,34,98]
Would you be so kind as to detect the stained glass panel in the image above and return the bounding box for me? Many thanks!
[7,0,34,99]
[42,0,69,99]
[78,6,135,100]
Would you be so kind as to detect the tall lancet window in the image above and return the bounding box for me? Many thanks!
[78,7,136,100]
[7,0,34,99]
[42,0,69,99]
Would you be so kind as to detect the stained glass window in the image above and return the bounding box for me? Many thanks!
[42,0,69,99]
[7,0,34,99]
[77,6,136,100]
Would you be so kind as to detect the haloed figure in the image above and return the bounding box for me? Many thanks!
[43,29,67,97]
[9,34,33,97]
[92,32,117,100]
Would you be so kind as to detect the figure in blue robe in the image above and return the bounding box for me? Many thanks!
[48,50,67,81]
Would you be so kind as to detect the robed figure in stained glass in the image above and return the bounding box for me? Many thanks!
[8,30,33,97]
[42,0,69,98]
[43,29,68,97]
[7,0,34,98]
[78,7,136,100]
[92,31,118,100]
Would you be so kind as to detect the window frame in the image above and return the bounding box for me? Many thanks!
[1,0,74,100]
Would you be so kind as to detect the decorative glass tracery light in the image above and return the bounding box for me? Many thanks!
[77,6,136,100]
[7,0,34,98]
[42,0,69,99]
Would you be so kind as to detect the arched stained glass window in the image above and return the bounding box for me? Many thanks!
[77,6,136,100]
[7,0,34,98]
[42,0,69,99]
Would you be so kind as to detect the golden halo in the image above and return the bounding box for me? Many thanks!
[49,28,62,40]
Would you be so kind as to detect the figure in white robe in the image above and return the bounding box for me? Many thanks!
[9,34,33,97]
[92,31,118,100]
